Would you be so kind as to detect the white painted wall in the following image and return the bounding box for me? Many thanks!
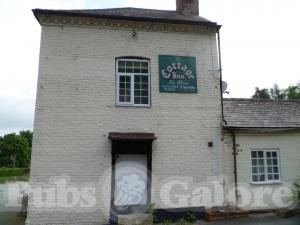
[27,17,223,225]
[222,131,300,210]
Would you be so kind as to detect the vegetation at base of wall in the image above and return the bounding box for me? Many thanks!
[295,178,300,202]
[0,168,30,183]
[147,202,156,215]
[252,83,300,100]
[155,213,197,225]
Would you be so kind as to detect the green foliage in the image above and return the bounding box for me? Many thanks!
[0,168,29,183]
[295,178,300,202]
[19,130,33,148]
[147,202,156,215]
[252,87,270,99]
[0,168,29,177]
[270,84,286,100]
[285,83,300,100]
[160,219,172,225]
[184,213,197,223]
[175,218,192,225]
[0,175,29,184]
[0,131,32,168]
[252,83,300,100]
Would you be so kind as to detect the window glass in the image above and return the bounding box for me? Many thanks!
[117,59,150,106]
[251,149,280,183]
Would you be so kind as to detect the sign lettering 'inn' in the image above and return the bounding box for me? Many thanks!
[159,55,197,93]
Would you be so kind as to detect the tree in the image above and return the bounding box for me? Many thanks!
[270,84,286,100]
[252,83,300,100]
[0,131,32,168]
[285,83,300,100]
[252,87,271,99]
[19,130,33,148]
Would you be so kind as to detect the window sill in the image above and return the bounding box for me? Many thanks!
[115,103,151,108]
[251,181,282,185]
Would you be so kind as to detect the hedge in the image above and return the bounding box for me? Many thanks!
[0,168,29,177]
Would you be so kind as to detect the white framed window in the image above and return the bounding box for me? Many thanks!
[251,149,281,184]
[116,58,150,106]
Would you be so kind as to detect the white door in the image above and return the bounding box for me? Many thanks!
[114,154,148,207]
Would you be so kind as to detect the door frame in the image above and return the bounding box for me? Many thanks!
[110,139,153,222]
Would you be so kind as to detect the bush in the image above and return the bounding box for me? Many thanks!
[184,213,197,223]
[0,168,29,177]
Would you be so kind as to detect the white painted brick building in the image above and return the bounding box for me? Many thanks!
[28,1,300,224]
[28,1,224,224]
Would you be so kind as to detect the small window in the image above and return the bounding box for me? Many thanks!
[116,59,150,106]
[251,149,281,183]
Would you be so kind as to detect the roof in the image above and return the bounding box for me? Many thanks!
[32,7,220,28]
[223,98,300,129]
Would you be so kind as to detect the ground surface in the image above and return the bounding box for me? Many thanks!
[0,182,29,225]
[200,214,300,225]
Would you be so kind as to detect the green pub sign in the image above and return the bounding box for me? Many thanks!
[159,55,197,93]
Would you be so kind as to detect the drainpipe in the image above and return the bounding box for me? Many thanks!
[231,129,239,208]
[217,29,225,124]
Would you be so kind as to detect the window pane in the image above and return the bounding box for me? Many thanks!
[266,152,271,158]
[126,61,133,73]
[272,152,277,157]
[258,159,264,165]
[258,151,264,158]
[267,167,272,173]
[134,97,141,104]
[259,175,265,181]
[259,166,265,173]
[141,62,148,73]
[252,167,257,174]
[273,159,278,165]
[118,61,125,72]
[134,90,141,96]
[252,159,257,166]
[274,174,279,180]
[141,90,148,96]
[134,61,141,73]
[119,75,131,103]
[141,97,148,104]
[268,174,273,180]
[267,159,272,165]
[251,151,257,158]
[274,166,278,173]
[253,175,258,182]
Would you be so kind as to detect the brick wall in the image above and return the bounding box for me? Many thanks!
[27,20,223,225]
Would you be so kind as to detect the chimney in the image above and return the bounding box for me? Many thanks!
[176,0,199,15]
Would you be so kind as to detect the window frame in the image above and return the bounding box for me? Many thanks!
[116,58,151,107]
[250,148,281,184]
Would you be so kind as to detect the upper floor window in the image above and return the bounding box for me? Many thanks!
[116,58,150,106]
[251,149,281,184]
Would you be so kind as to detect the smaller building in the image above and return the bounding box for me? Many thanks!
[222,98,300,210]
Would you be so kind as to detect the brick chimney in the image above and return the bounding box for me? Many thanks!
[176,0,199,15]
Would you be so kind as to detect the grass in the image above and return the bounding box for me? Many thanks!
[0,168,29,184]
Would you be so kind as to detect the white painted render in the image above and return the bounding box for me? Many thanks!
[222,131,300,210]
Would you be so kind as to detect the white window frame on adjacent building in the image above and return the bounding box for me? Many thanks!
[116,58,150,107]
[250,148,281,184]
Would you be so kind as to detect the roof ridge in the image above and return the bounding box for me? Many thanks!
[224,98,300,102]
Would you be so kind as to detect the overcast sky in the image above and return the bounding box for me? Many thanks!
[0,0,299,136]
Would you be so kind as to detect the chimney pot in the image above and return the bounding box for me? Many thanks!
[176,0,199,15]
